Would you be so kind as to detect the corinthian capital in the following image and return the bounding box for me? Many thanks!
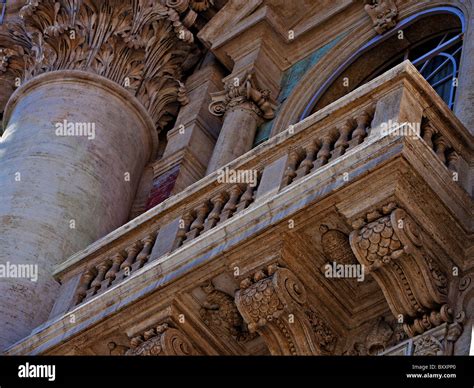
[0,0,205,129]
[209,72,277,120]
[235,264,327,355]
[349,203,452,337]
[364,0,398,35]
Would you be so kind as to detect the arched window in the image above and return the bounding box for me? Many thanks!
[301,6,466,119]
[0,1,6,25]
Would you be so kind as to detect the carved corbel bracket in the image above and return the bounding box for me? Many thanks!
[199,281,256,343]
[235,264,323,355]
[209,72,277,120]
[349,202,452,337]
[364,0,398,35]
[125,322,198,356]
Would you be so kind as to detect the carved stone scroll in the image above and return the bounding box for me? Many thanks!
[209,72,277,120]
[125,323,197,356]
[235,264,324,355]
[349,203,452,337]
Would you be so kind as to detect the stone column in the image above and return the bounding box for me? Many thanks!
[206,72,276,173]
[0,70,157,350]
[0,0,199,350]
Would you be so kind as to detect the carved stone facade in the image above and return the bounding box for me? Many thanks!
[0,0,472,358]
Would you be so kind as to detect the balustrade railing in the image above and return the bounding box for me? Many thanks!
[53,61,472,314]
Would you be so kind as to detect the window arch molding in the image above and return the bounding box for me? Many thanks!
[270,3,468,136]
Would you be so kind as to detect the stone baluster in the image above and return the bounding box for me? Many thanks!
[350,110,372,147]
[114,243,141,282]
[281,150,302,187]
[74,268,97,305]
[172,213,194,250]
[88,259,112,296]
[332,121,353,159]
[104,253,126,286]
[133,234,156,269]
[422,122,437,150]
[204,192,228,232]
[236,182,257,213]
[314,133,336,168]
[296,141,320,179]
[447,151,459,174]
[220,185,244,222]
[186,202,210,240]
[120,243,141,272]
[434,136,449,165]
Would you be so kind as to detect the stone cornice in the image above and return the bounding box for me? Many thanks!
[0,0,208,130]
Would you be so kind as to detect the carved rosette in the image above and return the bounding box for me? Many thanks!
[364,0,398,35]
[235,264,323,355]
[349,203,452,337]
[209,72,277,120]
[125,323,197,356]
[0,0,209,129]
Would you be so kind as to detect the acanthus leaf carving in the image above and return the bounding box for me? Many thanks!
[0,0,204,130]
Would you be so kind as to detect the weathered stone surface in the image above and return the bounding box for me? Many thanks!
[0,1,472,358]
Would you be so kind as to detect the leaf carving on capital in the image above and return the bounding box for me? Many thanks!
[209,72,277,120]
[364,0,398,35]
[0,0,205,129]
[349,203,452,337]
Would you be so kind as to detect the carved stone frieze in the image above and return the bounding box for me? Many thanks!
[209,72,277,120]
[349,203,452,337]
[0,0,206,129]
[364,0,398,35]
[125,323,197,355]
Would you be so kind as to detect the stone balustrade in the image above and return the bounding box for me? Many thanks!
[47,61,472,325]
